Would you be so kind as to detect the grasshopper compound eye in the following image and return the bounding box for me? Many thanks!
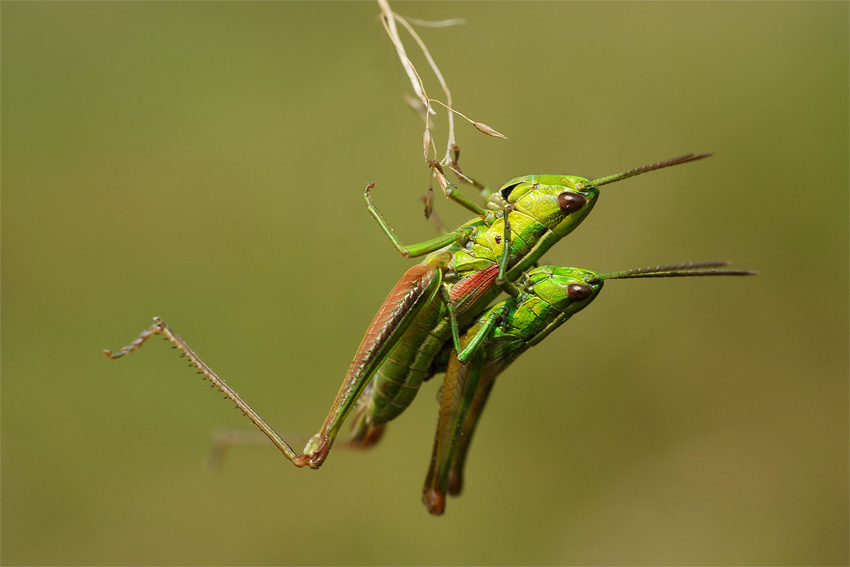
[567,283,594,301]
[558,192,587,213]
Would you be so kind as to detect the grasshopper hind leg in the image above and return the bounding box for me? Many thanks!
[422,305,506,515]
[204,385,388,473]
[204,425,386,474]
[105,318,322,469]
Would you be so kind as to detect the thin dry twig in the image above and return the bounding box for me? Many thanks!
[377,0,506,205]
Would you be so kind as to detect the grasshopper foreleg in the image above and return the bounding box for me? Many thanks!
[496,205,520,296]
[364,184,476,259]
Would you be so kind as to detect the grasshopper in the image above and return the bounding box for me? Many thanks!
[421,261,756,515]
[105,154,710,470]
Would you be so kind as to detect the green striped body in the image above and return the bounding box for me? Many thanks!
[357,177,599,428]
[423,265,604,514]
[480,265,604,367]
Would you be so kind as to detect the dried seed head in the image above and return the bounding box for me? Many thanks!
[422,127,432,159]
[434,168,449,192]
[472,121,507,139]
[421,187,434,219]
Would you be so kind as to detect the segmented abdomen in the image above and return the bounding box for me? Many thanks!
[366,265,502,426]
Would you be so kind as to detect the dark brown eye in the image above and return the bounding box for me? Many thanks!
[567,283,594,301]
[557,192,587,213]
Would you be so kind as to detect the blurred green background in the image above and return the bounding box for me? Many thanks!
[3,2,847,565]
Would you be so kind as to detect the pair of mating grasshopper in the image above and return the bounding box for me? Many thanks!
[106,153,754,515]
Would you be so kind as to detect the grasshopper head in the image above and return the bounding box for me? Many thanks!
[521,265,604,314]
[495,175,599,238]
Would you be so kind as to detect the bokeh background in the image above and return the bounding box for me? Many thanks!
[3,2,847,565]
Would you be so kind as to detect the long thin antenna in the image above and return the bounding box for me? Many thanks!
[588,261,757,283]
[582,153,713,189]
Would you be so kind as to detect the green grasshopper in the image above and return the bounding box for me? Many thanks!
[105,154,709,470]
[421,261,756,515]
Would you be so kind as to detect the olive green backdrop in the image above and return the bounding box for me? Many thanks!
[3,2,847,565]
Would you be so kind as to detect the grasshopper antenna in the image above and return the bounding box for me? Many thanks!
[586,260,757,283]
[577,153,713,190]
